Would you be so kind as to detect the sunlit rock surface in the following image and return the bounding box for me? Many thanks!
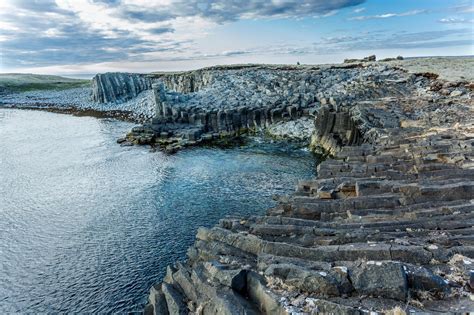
[141,59,474,314]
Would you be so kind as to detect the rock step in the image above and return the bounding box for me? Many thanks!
[317,162,460,178]
[196,227,443,265]
[283,194,401,219]
[224,200,474,230]
[240,215,474,247]
[247,212,474,237]
[250,225,474,248]
[144,65,474,313]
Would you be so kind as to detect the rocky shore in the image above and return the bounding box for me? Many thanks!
[103,61,435,152]
[1,57,473,313]
[133,58,474,314]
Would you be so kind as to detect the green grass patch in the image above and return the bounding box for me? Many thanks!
[0,73,90,93]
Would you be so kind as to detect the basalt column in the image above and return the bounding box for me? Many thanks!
[152,82,166,118]
[310,104,364,156]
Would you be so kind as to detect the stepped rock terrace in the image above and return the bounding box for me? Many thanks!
[98,59,474,314]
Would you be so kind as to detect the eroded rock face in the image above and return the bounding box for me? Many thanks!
[143,63,474,313]
[91,72,151,103]
[310,105,364,156]
[116,63,431,151]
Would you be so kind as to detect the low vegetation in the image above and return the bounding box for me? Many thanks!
[0,73,90,93]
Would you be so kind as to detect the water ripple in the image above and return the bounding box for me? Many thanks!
[0,108,315,313]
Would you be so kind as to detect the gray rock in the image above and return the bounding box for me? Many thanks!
[161,283,187,315]
[349,261,408,301]
[91,72,151,103]
[203,261,248,293]
[147,284,169,315]
[404,264,450,296]
[246,271,287,315]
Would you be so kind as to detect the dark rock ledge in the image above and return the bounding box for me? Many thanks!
[138,64,474,314]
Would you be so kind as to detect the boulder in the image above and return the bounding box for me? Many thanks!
[349,261,408,301]
[161,283,187,315]
[404,265,450,296]
[246,271,287,315]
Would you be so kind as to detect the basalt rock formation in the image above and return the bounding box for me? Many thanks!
[343,54,377,63]
[91,72,151,103]
[102,63,437,152]
[142,62,474,314]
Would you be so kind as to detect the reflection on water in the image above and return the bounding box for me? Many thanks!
[0,108,315,313]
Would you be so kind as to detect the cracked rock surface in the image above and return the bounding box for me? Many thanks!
[118,62,443,152]
[143,60,474,314]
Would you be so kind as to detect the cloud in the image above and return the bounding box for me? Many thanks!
[1,0,367,70]
[451,4,474,14]
[439,17,473,24]
[181,0,365,22]
[351,9,427,20]
[220,50,250,57]
[208,28,473,60]
[321,35,357,44]
[147,27,175,35]
[339,29,472,50]
[322,10,339,17]
[1,0,472,74]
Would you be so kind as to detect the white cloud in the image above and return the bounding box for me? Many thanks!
[2,0,472,74]
[451,4,474,13]
[44,28,64,38]
[439,17,473,24]
[322,10,338,17]
[351,9,427,20]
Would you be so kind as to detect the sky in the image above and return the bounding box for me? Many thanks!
[0,0,473,77]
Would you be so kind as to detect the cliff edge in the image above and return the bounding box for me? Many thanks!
[141,59,474,314]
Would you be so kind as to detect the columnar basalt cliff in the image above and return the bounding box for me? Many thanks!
[132,62,473,314]
[91,72,151,103]
[92,63,435,152]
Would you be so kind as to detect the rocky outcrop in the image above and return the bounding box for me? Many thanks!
[121,63,426,152]
[266,117,315,142]
[144,64,474,313]
[344,54,377,63]
[310,105,364,156]
[151,68,217,93]
[91,72,151,103]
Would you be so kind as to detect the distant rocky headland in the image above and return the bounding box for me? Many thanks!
[1,56,473,313]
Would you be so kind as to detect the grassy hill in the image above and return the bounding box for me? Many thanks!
[0,73,90,93]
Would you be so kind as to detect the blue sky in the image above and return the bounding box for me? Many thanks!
[0,0,472,76]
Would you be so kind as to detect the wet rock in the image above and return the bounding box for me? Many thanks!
[145,284,169,315]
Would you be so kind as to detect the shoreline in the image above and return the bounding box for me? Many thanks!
[0,109,317,313]
[0,103,139,123]
[0,104,313,155]
[138,58,474,314]
[2,57,473,313]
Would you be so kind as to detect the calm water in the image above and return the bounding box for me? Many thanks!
[0,109,316,313]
